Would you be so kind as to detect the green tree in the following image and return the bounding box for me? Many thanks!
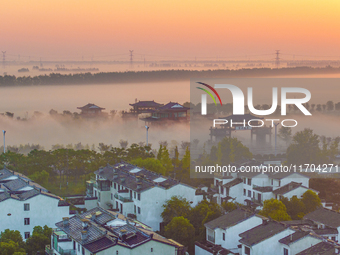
[161,196,191,225]
[287,129,325,165]
[259,199,291,221]
[25,226,52,255]
[130,158,166,175]
[281,196,305,220]
[0,240,25,255]
[0,229,25,251]
[189,200,222,238]
[278,126,292,145]
[301,190,321,214]
[221,201,238,213]
[164,216,195,252]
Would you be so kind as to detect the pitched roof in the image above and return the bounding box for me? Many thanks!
[296,241,337,255]
[223,178,243,188]
[278,231,313,245]
[253,186,273,193]
[83,237,116,253]
[3,178,28,191]
[129,101,163,107]
[94,162,187,192]
[204,208,256,230]
[77,103,105,110]
[304,208,340,228]
[157,102,190,111]
[272,182,304,195]
[239,221,288,246]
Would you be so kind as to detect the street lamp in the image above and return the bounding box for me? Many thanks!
[145,126,149,147]
[2,130,6,154]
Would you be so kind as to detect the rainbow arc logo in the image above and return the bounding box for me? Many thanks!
[196,82,223,106]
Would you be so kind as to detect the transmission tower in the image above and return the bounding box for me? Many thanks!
[129,50,134,68]
[275,50,280,69]
[2,51,6,69]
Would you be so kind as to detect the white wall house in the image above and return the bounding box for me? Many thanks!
[215,168,317,209]
[195,208,264,255]
[304,207,340,242]
[47,207,186,255]
[87,162,203,231]
[0,168,70,239]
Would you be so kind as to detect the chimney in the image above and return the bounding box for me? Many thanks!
[63,217,69,227]
[136,176,141,182]
[81,230,88,240]
[81,219,89,229]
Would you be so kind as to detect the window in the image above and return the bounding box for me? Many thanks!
[24,232,30,239]
[243,189,246,196]
[258,193,262,202]
[283,248,288,255]
[278,180,281,187]
[134,205,136,214]
[94,190,97,197]
[248,190,251,197]
[151,248,153,252]
[130,190,132,198]
[247,178,252,185]
[98,192,101,202]
[78,244,80,252]
[222,233,225,241]
[137,193,141,201]
[24,203,30,211]
[73,241,76,250]
[116,251,119,255]
[134,192,136,199]
[332,236,336,241]
[82,247,85,255]
[245,246,250,255]
[114,183,117,189]
[243,178,246,184]
[138,207,141,214]
[120,203,123,213]
[24,218,30,225]
[111,193,113,200]
[271,179,273,185]
[253,192,255,198]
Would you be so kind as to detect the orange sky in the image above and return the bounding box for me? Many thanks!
[1,0,340,60]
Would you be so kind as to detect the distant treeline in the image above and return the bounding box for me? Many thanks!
[1,66,340,86]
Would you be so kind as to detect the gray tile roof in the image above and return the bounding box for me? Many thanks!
[223,178,243,188]
[296,241,337,255]
[3,178,28,191]
[239,221,287,246]
[94,163,184,192]
[81,207,116,225]
[0,191,10,202]
[0,168,14,181]
[304,208,340,229]
[17,189,40,200]
[83,236,116,253]
[56,215,108,245]
[272,182,303,195]
[204,208,256,230]
[278,231,311,245]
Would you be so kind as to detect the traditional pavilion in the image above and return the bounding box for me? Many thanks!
[140,102,190,125]
[77,103,106,117]
[129,100,163,114]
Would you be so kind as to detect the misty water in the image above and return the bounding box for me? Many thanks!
[0,74,340,153]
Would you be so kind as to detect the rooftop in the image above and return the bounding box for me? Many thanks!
[94,162,189,192]
[239,221,288,246]
[55,207,183,252]
[204,208,256,230]
[157,102,190,111]
[77,103,105,110]
[304,207,340,229]
[272,182,304,195]
[278,231,314,245]
[129,100,163,108]
[296,241,337,255]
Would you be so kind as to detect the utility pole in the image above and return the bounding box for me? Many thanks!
[129,50,134,68]
[2,51,6,69]
[275,50,280,69]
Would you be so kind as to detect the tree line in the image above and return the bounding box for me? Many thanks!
[1,66,340,86]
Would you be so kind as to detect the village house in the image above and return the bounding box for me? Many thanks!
[46,207,186,255]
[214,164,318,208]
[86,162,203,231]
[0,168,70,239]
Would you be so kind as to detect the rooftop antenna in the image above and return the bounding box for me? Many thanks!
[2,51,6,69]
[275,50,280,69]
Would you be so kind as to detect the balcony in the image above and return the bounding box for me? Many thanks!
[114,193,133,203]
[58,247,76,255]
[94,180,110,191]
[45,246,53,255]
